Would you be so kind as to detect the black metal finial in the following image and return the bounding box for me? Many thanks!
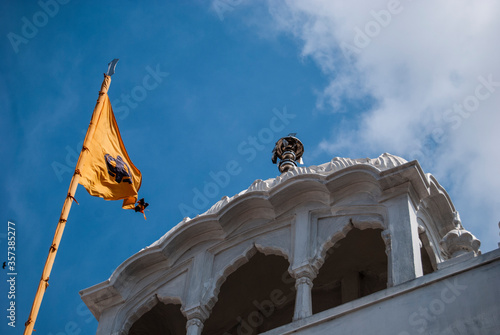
[272,135,304,173]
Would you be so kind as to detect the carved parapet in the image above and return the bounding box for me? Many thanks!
[440,212,480,258]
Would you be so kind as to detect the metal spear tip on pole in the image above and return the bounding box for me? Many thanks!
[106,59,119,76]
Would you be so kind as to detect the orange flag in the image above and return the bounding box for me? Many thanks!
[79,84,141,209]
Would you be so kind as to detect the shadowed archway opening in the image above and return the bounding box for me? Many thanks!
[312,228,387,314]
[202,252,295,335]
[129,302,186,335]
[421,244,434,275]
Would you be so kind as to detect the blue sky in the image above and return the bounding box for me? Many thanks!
[1,0,499,334]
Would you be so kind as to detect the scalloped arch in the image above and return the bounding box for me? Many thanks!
[312,214,386,272]
[203,242,290,311]
[119,296,185,335]
[117,294,161,334]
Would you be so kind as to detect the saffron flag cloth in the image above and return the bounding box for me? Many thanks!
[79,91,142,209]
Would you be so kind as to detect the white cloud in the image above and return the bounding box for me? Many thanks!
[264,0,500,250]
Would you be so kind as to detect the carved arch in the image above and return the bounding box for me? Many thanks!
[203,242,290,311]
[126,298,186,335]
[416,214,441,268]
[119,295,161,334]
[117,295,185,334]
[202,248,294,334]
[312,214,385,272]
[113,269,187,334]
[311,226,388,314]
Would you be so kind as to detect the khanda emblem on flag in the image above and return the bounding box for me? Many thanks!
[105,154,133,184]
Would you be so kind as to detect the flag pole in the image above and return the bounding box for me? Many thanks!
[24,59,119,335]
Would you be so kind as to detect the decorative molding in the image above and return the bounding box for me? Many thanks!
[418,225,426,235]
[204,243,289,311]
[119,295,159,334]
[290,264,318,282]
[295,276,313,289]
[186,317,203,328]
[155,297,182,311]
[440,211,481,258]
[183,305,210,322]
[381,230,392,256]
[440,229,480,258]
[200,153,407,219]
[205,196,231,215]
[312,218,353,273]
[205,246,256,309]
[312,214,385,273]
[185,315,205,335]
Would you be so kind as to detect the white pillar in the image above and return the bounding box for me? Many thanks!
[289,206,320,320]
[183,306,209,335]
[186,318,203,335]
[291,265,316,321]
[382,191,423,285]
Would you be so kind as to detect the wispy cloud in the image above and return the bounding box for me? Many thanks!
[262,0,500,250]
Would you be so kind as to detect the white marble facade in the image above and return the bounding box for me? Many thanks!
[81,154,498,335]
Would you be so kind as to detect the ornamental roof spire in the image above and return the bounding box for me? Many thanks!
[272,134,304,173]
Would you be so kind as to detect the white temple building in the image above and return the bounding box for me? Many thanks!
[80,153,500,335]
